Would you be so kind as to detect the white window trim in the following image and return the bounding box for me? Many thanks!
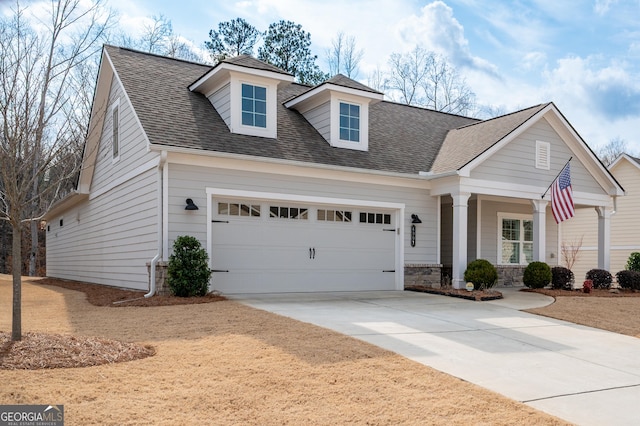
[338,101,361,143]
[229,73,277,139]
[535,140,550,170]
[110,98,120,163]
[497,212,533,265]
[329,94,369,151]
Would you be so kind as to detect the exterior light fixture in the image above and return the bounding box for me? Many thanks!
[410,214,421,247]
[185,198,199,210]
[411,214,422,224]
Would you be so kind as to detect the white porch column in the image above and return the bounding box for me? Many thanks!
[596,206,611,271]
[452,192,471,289]
[531,200,548,262]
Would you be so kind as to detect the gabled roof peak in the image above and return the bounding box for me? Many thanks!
[220,54,293,77]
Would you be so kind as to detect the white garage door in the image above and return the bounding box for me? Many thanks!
[210,199,397,293]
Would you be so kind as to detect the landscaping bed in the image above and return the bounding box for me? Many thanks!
[405,285,503,301]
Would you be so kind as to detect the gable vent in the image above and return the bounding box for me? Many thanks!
[536,141,550,170]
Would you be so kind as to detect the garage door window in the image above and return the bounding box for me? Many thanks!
[270,206,308,220]
[359,212,391,224]
[218,202,261,217]
[318,209,352,222]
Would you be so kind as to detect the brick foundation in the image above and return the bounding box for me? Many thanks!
[146,261,170,295]
[404,264,442,288]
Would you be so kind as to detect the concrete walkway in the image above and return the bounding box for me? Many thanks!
[229,288,640,426]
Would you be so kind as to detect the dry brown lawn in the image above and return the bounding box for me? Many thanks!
[0,276,572,425]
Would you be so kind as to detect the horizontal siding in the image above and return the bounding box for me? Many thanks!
[471,119,605,196]
[303,101,330,142]
[91,76,158,195]
[46,168,158,290]
[208,83,231,127]
[167,163,437,264]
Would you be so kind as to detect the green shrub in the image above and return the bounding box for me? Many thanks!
[551,266,574,290]
[626,252,640,272]
[168,235,211,297]
[585,269,612,289]
[464,259,498,290]
[616,270,640,290]
[523,262,551,289]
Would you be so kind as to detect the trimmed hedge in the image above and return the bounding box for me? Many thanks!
[523,262,551,289]
[585,269,612,289]
[464,259,498,290]
[616,270,640,290]
[168,235,212,297]
[551,266,574,290]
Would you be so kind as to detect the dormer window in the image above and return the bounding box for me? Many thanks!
[242,84,267,128]
[339,102,360,142]
[284,74,383,152]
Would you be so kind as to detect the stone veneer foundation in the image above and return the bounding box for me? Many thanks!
[146,261,170,295]
[404,264,443,288]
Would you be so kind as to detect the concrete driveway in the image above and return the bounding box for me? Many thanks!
[229,288,640,426]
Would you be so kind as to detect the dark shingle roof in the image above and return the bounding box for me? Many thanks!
[105,46,508,175]
[323,74,383,95]
[431,103,550,173]
[221,54,293,76]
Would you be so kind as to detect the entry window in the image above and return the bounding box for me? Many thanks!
[218,202,261,217]
[269,206,308,220]
[500,215,533,264]
[359,212,391,225]
[241,83,267,128]
[318,209,352,222]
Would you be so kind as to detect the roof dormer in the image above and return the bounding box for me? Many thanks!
[285,75,383,152]
[189,56,294,139]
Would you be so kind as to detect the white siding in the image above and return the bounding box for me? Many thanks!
[471,119,605,196]
[302,101,331,142]
[46,75,159,290]
[46,168,158,290]
[208,83,231,127]
[166,163,437,264]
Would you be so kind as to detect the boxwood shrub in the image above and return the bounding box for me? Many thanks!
[464,259,498,290]
[168,235,212,297]
[523,262,551,289]
[616,270,640,290]
[551,266,574,290]
[585,269,612,289]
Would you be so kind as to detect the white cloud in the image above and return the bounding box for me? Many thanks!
[395,1,498,76]
[594,0,618,15]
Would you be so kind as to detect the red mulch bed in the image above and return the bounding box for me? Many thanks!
[31,278,226,307]
[405,285,503,301]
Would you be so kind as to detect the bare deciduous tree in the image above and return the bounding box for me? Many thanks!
[561,236,584,271]
[0,0,113,341]
[387,45,476,116]
[597,137,627,166]
[326,31,363,79]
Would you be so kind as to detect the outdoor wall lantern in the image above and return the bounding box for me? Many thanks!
[411,214,421,247]
[185,198,199,211]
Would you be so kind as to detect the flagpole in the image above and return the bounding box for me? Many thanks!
[541,157,572,199]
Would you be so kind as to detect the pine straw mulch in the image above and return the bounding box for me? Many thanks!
[0,277,224,370]
[523,287,640,297]
[0,332,155,370]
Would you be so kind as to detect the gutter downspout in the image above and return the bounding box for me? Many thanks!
[146,151,167,298]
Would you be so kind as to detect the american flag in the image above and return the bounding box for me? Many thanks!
[551,162,574,223]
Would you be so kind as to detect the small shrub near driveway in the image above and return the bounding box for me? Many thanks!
[616,270,640,290]
[585,269,612,289]
[551,266,574,290]
[523,262,551,289]
[168,235,212,297]
[626,252,640,272]
[464,259,498,290]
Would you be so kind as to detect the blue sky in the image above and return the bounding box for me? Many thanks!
[24,0,640,154]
